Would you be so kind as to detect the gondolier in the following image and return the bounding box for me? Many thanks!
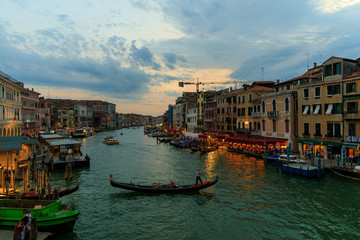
[196,169,203,185]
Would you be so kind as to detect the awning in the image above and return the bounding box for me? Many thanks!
[226,136,286,146]
[297,139,342,147]
[183,132,200,138]
[325,104,333,114]
[342,143,360,149]
[0,136,39,151]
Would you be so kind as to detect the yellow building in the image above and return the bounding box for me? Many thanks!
[342,67,360,159]
[0,71,23,137]
[236,85,274,134]
[297,57,360,160]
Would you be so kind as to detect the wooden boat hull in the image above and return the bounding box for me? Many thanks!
[0,182,80,200]
[104,141,119,145]
[331,166,360,179]
[48,158,90,170]
[0,199,80,232]
[110,175,218,193]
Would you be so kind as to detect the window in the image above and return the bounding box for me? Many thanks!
[242,96,245,103]
[304,89,309,98]
[302,105,310,115]
[333,63,341,75]
[327,123,342,138]
[262,101,265,112]
[333,103,343,114]
[327,84,341,96]
[324,62,342,77]
[304,123,310,135]
[315,123,321,136]
[347,102,358,114]
[249,94,252,102]
[324,65,332,77]
[242,108,245,116]
[248,107,252,115]
[349,123,356,136]
[285,120,289,133]
[273,120,276,132]
[313,104,321,115]
[272,99,276,111]
[238,96,241,104]
[285,98,289,112]
[287,85,290,90]
[346,82,356,93]
[315,87,320,98]
[262,120,265,131]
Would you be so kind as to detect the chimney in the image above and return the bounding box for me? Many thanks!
[276,79,280,84]
[313,63,317,68]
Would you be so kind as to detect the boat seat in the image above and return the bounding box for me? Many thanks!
[34,205,43,209]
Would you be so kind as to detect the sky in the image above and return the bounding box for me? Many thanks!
[1,0,360,116]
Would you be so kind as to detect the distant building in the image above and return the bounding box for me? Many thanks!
[21,87,40,136]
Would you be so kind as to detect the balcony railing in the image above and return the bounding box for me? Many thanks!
[267,111,279,118]
[251,112,261,117]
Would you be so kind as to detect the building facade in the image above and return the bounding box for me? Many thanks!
[0,71,23,136]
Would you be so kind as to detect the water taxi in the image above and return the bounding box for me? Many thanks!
[103,136,119,145]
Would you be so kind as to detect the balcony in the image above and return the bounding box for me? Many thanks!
[267,111,279,118]
[251,112,261,117]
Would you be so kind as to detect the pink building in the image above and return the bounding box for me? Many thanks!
[21,88,40,136]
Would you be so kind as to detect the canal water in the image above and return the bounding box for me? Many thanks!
[51,127,360,240]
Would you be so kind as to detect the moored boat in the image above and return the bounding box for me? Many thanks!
[109,174,218,193]
[0,199,80,232]
[331,166,360,179]
[0,181,80,200]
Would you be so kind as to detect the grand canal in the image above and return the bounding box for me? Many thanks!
[51,127,360,240]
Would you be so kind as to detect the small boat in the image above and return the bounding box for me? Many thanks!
[266,154,306,164]
[0,199,80,232]
[331,166,360,180]
[103,136,119,145]
[109,174,218,193]
[0,181,80,200]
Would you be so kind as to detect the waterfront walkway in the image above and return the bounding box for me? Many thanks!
[0,230,52,239]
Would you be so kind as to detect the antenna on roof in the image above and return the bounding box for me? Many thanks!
[306,53,309,69]
[261,67,264,81]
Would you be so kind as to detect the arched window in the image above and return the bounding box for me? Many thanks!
[285,98,289,112]
[262,101,265,112]
[272,99,276,111]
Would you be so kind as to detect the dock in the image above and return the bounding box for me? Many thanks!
[282,163,326,178]
[0,230,52,239]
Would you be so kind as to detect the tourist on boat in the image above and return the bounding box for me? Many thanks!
[196,169,203,185]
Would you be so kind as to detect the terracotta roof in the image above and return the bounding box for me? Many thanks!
[279,65,323,85]
[344,68,360,79]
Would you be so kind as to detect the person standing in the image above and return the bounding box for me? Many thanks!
[196,169,203,185]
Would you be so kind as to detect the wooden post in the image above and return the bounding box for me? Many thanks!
[41,169,45,192]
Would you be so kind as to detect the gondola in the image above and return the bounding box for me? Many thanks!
[0,181,80,199]
[109,174,218,193]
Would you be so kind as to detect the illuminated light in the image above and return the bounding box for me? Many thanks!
[244,121,249,125]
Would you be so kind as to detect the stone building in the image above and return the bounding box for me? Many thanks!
[0,71,23,136]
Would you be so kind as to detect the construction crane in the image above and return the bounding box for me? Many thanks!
[178,78,249,92]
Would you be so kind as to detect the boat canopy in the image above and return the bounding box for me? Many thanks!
[183,132,200,139]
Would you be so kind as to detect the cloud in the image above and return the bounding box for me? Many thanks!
[311,0,360,13]
[129,40,161,70]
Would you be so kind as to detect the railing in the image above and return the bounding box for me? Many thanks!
[251,112,261,117]
[267,111,279,118]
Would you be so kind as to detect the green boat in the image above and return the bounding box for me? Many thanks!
[0,199,80,232]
